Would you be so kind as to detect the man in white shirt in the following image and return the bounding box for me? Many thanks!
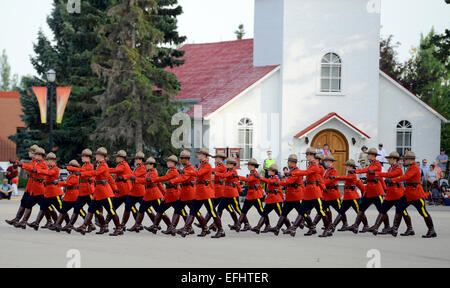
[376,143,387,164]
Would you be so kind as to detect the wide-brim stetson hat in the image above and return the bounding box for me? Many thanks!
[226,157,237,165]
[95,147,108,156]
[34,147,46,156]
[45,152,59,161]
[68,159,80,167]
[213,151,227,159]
[145,157,157,165]
[345,159,357,168]
[269,164,279,172]
[315,153,324,160]
[79,149,93,158]
[196,147,212,157]
[305,147,317,155]
[28,144,39,152]
[403,151,416,160]
[180,150,191,159]
[287,154,298,163]
[324,155,336,162]
[114,150,127,158]
[385,151,401,160]
[132,151,145,160]
[164,155,179,164]
[365,148,380,156]
[247,158,259,168]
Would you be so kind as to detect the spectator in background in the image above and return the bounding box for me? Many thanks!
[281,167,289,181]
[434,161,443,180]
[315,143,324,155]
[323,144,331,156]
[0,179,13,200]
[11,177,19,198]
[5,159,18,184]
[436,148,448,175]
[359,146,368,166]
[426,164,438,190]
[376,143,386,164]
[420,159,429,184]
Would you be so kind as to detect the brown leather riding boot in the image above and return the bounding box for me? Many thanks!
[120,210,131,229]
[312,213,321,227]
[161,214,171,231]
[369,214,385,235]
[50,213,66,232]
[251,217,267,234]
[378,214,391,234]
[14,209,32,229]
[196,214,210,237]
[389,213,402,237]
[162,214,180,235]
[211,216,225,238]
[128,212,145,232]
[40,210,53,229]
[422,216,437,238]
[145,213,162,234]
[261,217,272,233]
[6,206,25,226]
[109,214,124,236]
[75,213,94,235]
[62,213,79,234]
[180,215,195,238]
[197,212,211,229]
[319,214,333,237]
[332,214,344,232]
[348,211,365,234]
[400,214,415,236]
[304,216,317,236]
[360,213,369,232]
[230,211,240,229]
[28,210,45,231]
[235,213,246,232]
[284,215,300,235]
[337,214,349,231]
[270,216,286,236]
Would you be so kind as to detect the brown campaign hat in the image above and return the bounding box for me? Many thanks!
[133,151,145,160]
[305,147,317,155]
[365,148,380,156]
[80,149,93,157]
[28,144,39,152]
[247,158,259,168]
[225,157,237,165]
[385,151,400,160]
[345,159,357,167]
[114,150,127,158]
[34,147,46,156]
[269,164,279,172]
[68,159,80,167]
[213,151,227,159]
[45,152,58,160]
[324,155,336,162]
[196,147,211,157]
[180,150,191,158]
[95,147,108,156]
[403,151,416,160]
[145,157,157,165]
[164,155,179,164]
[287,154,298,163]
[315,153,324,160]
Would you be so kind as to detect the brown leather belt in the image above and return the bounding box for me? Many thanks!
[345,185,356,190]
[145,184,158,189]
[66,187,79,190]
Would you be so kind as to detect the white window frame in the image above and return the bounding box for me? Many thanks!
[238,118,253,161]
[317,52,344,96]
[396,120,412,155]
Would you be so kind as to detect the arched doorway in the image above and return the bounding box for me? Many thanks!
[311,129,349,175]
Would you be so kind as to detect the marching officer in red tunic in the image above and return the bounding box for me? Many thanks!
[14,147,49,229]
[121,152,147,229]
[252,164,284,234]
[389,151,436,238]
[369,151,412,235]
[74,147,123,236]
[107,150,132,223]
[64,149,97,233]
[6,145,40,226]
[236,158,265,232]
[179,148,225,238]
[321,155,343,229]
[348,148,389,234]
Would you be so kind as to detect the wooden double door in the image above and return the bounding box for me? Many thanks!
[311,129,349,176]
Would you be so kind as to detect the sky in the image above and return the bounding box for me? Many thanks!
[0,0,448,79]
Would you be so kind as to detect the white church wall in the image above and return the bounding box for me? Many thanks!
[280,0,381,163]
[378,75,442,164]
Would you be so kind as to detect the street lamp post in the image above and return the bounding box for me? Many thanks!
[46,69,56,152]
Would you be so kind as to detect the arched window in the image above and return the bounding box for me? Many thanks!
[320,53,342,92]
[396,120,412,155]
[238,118,253,161]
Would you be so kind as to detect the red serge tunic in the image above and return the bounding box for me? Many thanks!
[239,170,262,200]
[153,168,180,203]
[215,168,240,198]
[323,166,341,201]
[59,174,79,202]
[80,160,115,201]
[109,161,132,197]
[67,162,94,197]
[186,160,214,200]
[24,159,36,193]
[296,161,322,201]
[376,165,404,201]
[37,165,64,198]
[129,163,146,197]
[170,163,196,202]
[22,160,47,196]
[392,164,427,202]
[336,172,360,200]
[212,163,226,198]
[280,166,304,201]
[136,168,164,201]
[260,176,284,204]
[355,160,385,198]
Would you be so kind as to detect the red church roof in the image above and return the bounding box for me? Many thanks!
[294,112,371,139]
[168,39,279,117]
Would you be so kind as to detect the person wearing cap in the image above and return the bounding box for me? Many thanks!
[13,147,50,229]
[252,164,285,234]
[213,157,243,231]
[26,152,65,231]
[64,149,98,234]
[6,145,38,226]
[236,158,265,232]
[367,151,413,236]
[144,155,181,234]
[269,154,303,236]
[321,155,343,231]
[128,157,171,233]
[376,143,387,164]
[389,151,437,238]
[74,147,123,236]
[331,160,363,231]
[107,150,133,217]
[179,148,225,238]
[120,152,147,230]
[263,151,276,190]
[348,147,387,234]
[164,150,209,237]
[50,160,86,232]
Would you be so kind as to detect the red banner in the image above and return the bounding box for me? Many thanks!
[32,87,48,124]
[56,87,71,124]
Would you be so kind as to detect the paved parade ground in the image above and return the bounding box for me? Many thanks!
[1,198,449,268]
